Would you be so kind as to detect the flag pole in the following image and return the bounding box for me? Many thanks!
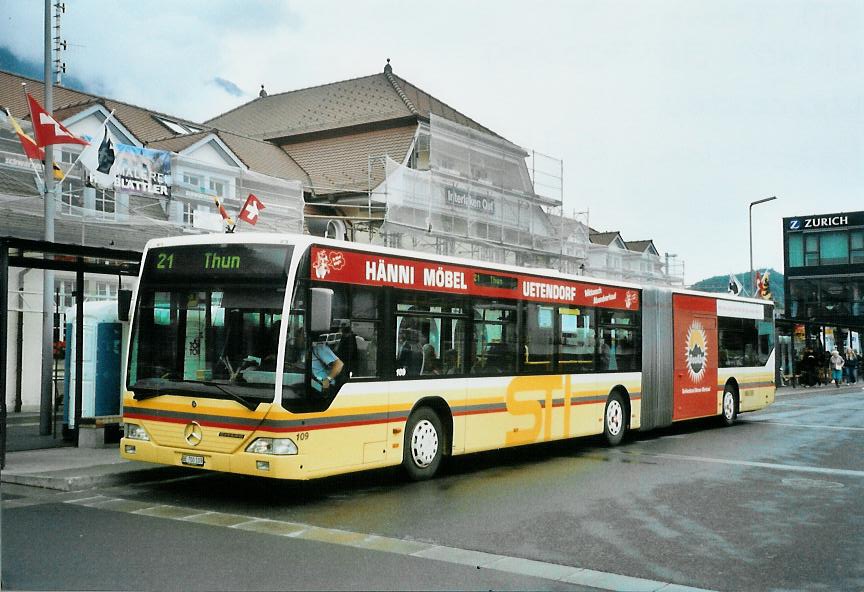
[3,107,46,187]
[59,109,115,184]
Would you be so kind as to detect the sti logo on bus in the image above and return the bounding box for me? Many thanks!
[685,321,708,382]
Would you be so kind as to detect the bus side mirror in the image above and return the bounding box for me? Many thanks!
[118,289,133,322]
[310,287,333,333]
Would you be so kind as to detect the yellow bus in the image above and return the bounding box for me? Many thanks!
[121,234,775,480]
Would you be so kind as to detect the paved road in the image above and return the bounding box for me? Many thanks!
[4,385,864,590]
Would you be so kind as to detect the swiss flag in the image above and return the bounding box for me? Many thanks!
[26,93,88,148]
[239,193,265,225]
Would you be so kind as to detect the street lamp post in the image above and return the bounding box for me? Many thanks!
[749,196,777,296]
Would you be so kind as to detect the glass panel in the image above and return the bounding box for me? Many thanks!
[787,234,803,267]
[521,303,554,372]
[804,235,819,266]
[558,307,595,373]
[470,300,518,375]
[819,232,848,265]
[851,231,864,264]
[597,309,641,372]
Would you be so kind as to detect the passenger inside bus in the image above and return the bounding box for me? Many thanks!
[335,320,359,381]
[396,327,423,376]
[421,343,440,375]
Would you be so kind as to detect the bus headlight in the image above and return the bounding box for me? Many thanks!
[124,423,150,441]
[246,438,298,455]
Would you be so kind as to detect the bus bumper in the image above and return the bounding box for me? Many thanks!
[120,438,308,479]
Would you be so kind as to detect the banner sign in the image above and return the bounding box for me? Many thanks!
[310,246,640,311]
[83,136,172,196]
[445,186,495,215]
[785,212,864,232]
[114,144,171,196]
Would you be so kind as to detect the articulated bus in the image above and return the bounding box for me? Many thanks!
[121,234,775,480]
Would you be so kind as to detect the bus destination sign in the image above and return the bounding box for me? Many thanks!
[311,246,639,311]
[145,244,291,281]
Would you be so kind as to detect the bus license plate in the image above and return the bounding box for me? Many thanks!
[181,454,205,467]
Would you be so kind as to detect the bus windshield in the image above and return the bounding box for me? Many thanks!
[126,243,293,408]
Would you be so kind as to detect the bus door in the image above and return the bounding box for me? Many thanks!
[672,295,718,421]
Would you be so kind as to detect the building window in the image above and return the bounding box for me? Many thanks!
[787,234,803,267]
[209,179,225,198]
[54,279,75,310]
[94,190,115,219]
[182,173,201,188]
[819,232,848,265]
[183,203,195,226]
[94,281,117,301]
[804,235,819,266]
[60,181,84,215]
[851,231,864,264]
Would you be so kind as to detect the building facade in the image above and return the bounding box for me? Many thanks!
[779,210,864,381]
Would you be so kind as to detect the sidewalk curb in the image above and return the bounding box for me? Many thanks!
[1,465,190,492]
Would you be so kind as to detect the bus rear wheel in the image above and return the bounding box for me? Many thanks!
[604,391,627,446]
[403,407,444,481]
[720,387,738,426]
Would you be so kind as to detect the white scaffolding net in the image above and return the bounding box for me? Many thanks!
[380,114,587,270]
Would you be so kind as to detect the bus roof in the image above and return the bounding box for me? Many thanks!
[143,232,772,307]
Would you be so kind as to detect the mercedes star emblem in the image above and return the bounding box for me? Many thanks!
[184,422,203,446]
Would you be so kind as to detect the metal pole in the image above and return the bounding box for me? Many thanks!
[39,0,56,435]
[749,204,754,297]
[1,242,9,469]
[749,196,777,297]
[74,262,84,444]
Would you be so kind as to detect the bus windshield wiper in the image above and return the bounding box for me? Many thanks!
[200,381,261,411]
[130,383,163,401]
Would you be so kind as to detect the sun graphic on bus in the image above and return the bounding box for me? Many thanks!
[685,321,708,382]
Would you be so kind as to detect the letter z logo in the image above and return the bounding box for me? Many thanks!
[789,220,801,230]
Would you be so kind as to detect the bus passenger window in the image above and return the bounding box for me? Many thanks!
[521,303,554,373]
[558,307,595,373]
[471,300,518,375]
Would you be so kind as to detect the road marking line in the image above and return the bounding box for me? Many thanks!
[65,494,715,591]
[649,453,864,478]
[745,419,864,432]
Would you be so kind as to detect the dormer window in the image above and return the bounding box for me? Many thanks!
[154,116,202,135]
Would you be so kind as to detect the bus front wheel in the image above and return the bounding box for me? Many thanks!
[604,391,627,446]
[720,387,738,426]
[403,407,444,481]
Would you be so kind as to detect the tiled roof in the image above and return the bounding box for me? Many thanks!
[285,126,417,194]
[625,240,656,253]
[387,72,499,138]
[206,74,413,140]
[0,70,203,144]
[588,231,623,246]
[205,66,503,142]
[147,129,311,185]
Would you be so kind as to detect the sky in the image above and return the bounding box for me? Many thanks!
[2,1,862,283]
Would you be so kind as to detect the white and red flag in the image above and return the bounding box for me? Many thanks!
[238,193,265,225]
[26,93,87,148]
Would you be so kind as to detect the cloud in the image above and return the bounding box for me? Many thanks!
[212,77,245,98]
[0,45,106,98]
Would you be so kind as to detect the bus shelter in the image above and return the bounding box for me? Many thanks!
[0,237,140,468]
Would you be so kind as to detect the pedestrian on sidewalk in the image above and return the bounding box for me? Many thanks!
[845,348,858,384]
[830,349,845,388]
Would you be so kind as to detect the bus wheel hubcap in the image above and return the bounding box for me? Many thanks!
[607,401,622,436]
[410,420,438,468]
[724,392,734,418]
